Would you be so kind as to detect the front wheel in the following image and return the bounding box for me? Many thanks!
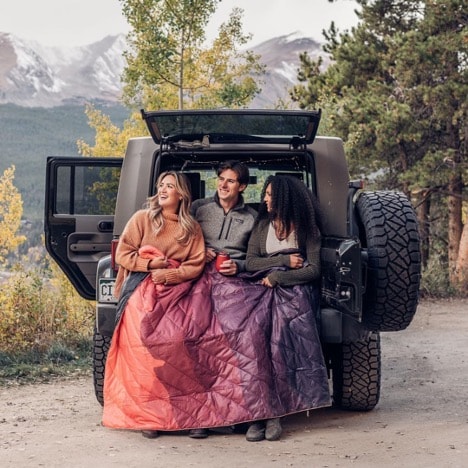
[329,332,381,411]
[92,329,111,406]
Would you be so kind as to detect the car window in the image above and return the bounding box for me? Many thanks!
[182,168,307,204]
[55,164,121,215]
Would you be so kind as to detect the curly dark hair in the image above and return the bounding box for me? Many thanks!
[256,175,321,249]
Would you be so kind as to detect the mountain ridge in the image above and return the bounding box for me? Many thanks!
[0,31,324,108]
[0,32,326,224]
[0,32,127,107]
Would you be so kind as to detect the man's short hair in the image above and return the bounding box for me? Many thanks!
[217,160,250,186]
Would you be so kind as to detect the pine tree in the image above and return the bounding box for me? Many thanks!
[291,0,467,293]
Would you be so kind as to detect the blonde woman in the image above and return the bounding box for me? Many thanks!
[103,171,206,438]
[113,171,205,296]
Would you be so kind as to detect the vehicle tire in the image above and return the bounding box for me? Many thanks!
[92,329,111,406]
[357,191,421,331]
[330,332,381,411]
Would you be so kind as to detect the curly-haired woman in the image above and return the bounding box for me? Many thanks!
[244,175,328,442]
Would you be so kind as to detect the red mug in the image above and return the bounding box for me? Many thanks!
[215,252,230,272]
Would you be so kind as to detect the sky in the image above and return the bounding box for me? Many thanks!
[0,0,360,48]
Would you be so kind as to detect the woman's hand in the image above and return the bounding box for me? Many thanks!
[261,276,274,288]
[150,269,166,285]
[289,253,304,269]
[148,256,169,269]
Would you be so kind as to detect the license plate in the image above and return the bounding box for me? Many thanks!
[98,278,118,303]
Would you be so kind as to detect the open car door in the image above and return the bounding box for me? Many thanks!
[45,157,123,300]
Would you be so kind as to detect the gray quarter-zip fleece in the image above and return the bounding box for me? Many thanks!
[191,193,257,272]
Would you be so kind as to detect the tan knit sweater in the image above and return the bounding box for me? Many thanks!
[114,209,206,297]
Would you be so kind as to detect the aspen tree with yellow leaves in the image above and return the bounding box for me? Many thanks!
[0,166,26,265]
[80,1,265,155]
[77,105,144,157]
[78,1,266,207]
[120,0,264,111]
[0,166,93,362]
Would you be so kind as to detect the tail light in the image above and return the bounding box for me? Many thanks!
[349,179,365,189]
[111,238,119,271]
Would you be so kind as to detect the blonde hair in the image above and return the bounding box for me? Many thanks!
[146,171,197,244]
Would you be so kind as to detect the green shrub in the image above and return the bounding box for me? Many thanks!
[420,256,458,298]
[0,266,94,355]
[45,343,76,363]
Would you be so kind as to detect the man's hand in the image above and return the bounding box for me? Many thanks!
[218,259,237,276]
[205,247,217,262]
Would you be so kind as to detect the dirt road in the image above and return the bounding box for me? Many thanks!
[1,299,467,467]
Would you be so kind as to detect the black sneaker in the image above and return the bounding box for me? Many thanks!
[265,418,282,441]
[245,422,265,442]
[189,428,209,439]
[141,430,159,439]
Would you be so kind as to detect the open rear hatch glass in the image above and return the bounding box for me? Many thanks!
[141,109,321,146]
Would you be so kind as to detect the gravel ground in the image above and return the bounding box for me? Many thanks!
[1,298,467,467]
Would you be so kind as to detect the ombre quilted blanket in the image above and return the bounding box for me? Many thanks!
[102,261,331,431]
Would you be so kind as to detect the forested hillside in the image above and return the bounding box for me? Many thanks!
[0,103,130,220]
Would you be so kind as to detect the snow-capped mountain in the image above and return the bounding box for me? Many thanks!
[0,31,323,108]
[0,32,126,107]
[249,33,324,108]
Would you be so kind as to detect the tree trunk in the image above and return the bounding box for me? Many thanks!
[455,215,468,292]
[413,189,430,268]
[179,37,185,110]
[179,60,184,110]
[447,173,463,289]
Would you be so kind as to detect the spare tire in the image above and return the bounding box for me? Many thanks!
[357,191,421,331]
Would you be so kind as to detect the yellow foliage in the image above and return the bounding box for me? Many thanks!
[0,265,94,354]
[121,2,264,110]
[77,105,147,157]
[0,166,26,265]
